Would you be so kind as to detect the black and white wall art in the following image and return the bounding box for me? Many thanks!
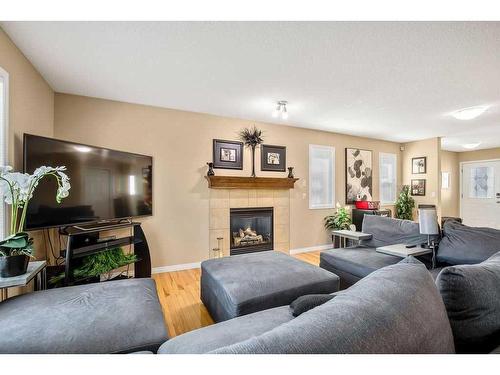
[411,179,426,196]
[345,148,373,204]
[412,157,427,174]
[261,144,286,172]
[213,139,243,170]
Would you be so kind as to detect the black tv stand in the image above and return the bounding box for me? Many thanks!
[73,218,132,231]
[58,221,151,286]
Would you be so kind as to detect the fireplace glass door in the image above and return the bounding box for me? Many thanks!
[230,207,273,255]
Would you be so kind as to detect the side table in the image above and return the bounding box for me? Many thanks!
[0,260,47,302]
[376,243,436,268]
[331,230,372,248]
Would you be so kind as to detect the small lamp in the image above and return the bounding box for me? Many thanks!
[418,208,439,248]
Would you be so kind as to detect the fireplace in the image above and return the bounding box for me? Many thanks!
[230,207,273,255]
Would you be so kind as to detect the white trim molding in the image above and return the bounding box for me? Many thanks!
[152,261,201,274]
[289,244,332,255]
[152,245,334,274]
[0,66,9,239]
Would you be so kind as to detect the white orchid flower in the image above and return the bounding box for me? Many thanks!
[0,165,71,235]
[0,166,13,176]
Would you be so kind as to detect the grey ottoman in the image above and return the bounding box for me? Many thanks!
[201,251,340,322]
[0,278,169,353]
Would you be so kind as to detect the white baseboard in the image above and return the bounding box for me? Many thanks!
[152,245,332,274]
[152,261,201,274]
[289,244,332,255]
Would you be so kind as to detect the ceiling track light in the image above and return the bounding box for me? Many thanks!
[272,100,289,120]
[462,142,482,150]
[450,105,489,120]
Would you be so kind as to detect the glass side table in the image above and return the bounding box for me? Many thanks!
[0,260,47,302]
[331,230,373,248]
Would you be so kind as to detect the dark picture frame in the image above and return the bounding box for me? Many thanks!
[345,148,373,204]
[412,157,427,174]
[411,179,426,196]
[261,144,286,172]
[213,139,243,170]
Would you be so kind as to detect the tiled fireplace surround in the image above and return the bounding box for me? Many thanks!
[209,189,290,257]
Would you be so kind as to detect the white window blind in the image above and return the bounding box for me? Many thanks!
[0,67,9,239]
[379,152,397,204]
[309,145,335,209]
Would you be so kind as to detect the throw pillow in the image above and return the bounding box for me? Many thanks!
[289,294,335,317]
[435,251,500,353]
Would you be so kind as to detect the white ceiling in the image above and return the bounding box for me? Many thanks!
[2,21,500,151]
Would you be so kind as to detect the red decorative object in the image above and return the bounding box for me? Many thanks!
[354,200,380,209]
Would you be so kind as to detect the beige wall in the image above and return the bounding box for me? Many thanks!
[440,150,460,218]
[439,147,500,220]
[54,93,402,268]
[401,137,441,218]
[0,28,54,169]
[458,147,500,163]
[0,28,54,263]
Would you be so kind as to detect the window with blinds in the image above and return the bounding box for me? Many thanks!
[309,144,335,209]
[0,68,9,239]
[379,152,397,205]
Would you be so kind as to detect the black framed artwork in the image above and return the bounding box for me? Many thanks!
[411,179,426,196]
[213,139,243,170]
[345,148,373,204]
[260,144,286,172]
[412,157,427,174]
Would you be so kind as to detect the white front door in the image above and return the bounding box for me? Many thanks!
[461,160,500,229]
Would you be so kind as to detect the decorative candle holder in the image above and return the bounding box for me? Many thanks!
[207,162,215,176]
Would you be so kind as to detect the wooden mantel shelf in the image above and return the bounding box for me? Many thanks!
[206,176,299,189]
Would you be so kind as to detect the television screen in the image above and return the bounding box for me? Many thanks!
[23,134,153,230]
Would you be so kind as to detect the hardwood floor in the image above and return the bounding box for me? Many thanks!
[152,251,321,337]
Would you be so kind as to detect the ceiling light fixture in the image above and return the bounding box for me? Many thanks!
[272,100,289,120]
[462,142,482,150]
[450,105,489,120]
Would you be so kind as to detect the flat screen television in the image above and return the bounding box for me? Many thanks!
[23,134,153,230]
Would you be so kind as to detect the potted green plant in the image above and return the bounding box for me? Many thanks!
[0,165,70,277]
[324,203,352,248]
[395,185,415,220]
[239,126,264,178]
[49,247,138,286]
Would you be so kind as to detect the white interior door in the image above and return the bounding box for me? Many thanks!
[461,160,500,229]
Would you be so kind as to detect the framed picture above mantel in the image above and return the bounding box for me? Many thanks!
[261,144,286,172]
[213,139,243,170]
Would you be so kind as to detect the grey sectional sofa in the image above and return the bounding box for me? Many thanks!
[159,261,456,354]
[320,215,500,289]
[159,250,500,354]
[320,215,429,288]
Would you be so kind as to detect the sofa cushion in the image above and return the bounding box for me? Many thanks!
[435,251,500,353]
[158,305,293,354]
[398,255,423,265]
[290,294,336,317]
[437,221,500,265]
[361,215,428,248]
[320,247,400,279]
[201,251,339,322]
[211,262,455,354]
[0,278,168,354]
